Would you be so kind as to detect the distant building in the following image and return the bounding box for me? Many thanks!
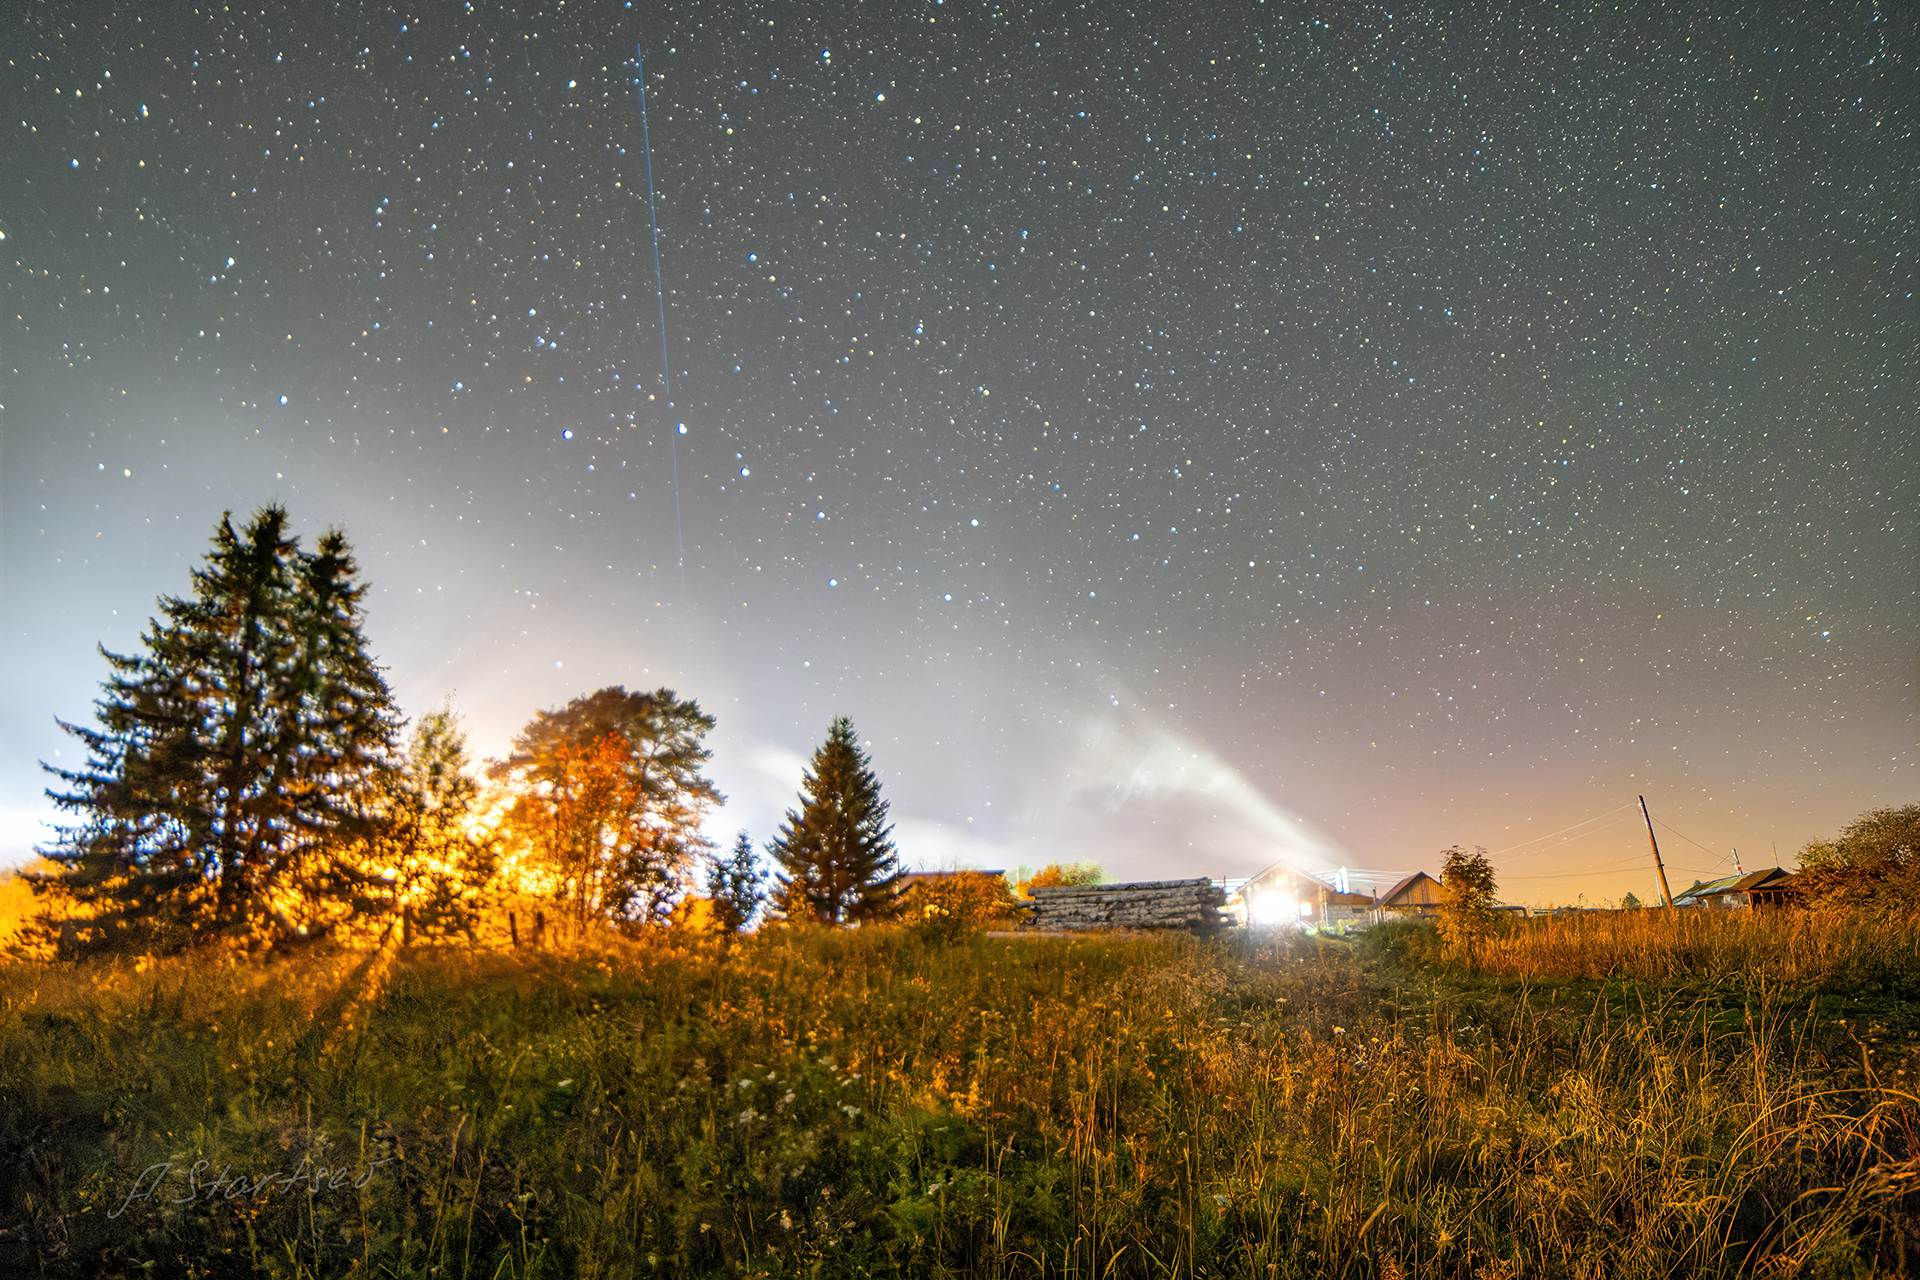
[1239,859,1394,928]
[1671,866,1798,910]
[1373,871,1446,920]
[1737,867,1800,907]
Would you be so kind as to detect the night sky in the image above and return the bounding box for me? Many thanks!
[4,2,1913,906]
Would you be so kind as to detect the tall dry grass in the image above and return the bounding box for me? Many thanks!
[0,916,1915,1277]
[1474,905,1920,988]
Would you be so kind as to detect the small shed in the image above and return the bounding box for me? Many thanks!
[1672,872,1757,910]
[1373,871,1445,920]
[1674,866,1798,910]
[1736,867,1799,907]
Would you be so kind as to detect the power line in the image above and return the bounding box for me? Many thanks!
[1487,803,1640,859]
[1651,816,1722,855]
[1501,853,1653,881]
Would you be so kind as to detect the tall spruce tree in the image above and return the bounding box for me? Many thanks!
[492,686,721,934]
[768,717,899,925]
[38,506,401,951]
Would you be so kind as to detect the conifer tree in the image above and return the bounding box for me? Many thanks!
[768,717,899,925]
[492,687,720,934]
[38,506,401,951]
[353,706,498,947]
[705,831,767,935]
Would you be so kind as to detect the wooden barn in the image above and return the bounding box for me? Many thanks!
[1373,871,1446,920]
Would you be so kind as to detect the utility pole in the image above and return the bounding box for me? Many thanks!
[1640,795,1677,913]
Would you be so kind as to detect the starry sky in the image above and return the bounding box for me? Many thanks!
[3,1,1913,906]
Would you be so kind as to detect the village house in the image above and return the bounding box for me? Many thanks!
[1671,866,1798,910]
[1238,860,1396,929]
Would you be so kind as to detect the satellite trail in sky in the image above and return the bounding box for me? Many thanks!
[637,46,684,589]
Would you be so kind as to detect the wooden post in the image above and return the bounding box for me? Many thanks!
[1640,795,1677,913]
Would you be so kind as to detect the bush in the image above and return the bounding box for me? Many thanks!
[1797,803,1920,872]
[1435,845,1499,953]
[903,871,1023,945]
[1793,802,1920,916]
[1356,916,1445,969]
[1018,861,1105,894]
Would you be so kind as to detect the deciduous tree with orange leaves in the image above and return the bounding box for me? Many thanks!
[491,687,721,935]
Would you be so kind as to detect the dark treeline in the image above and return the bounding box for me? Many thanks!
[25,505,922,957]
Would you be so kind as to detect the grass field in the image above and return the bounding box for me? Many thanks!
[3,910,1917,1277]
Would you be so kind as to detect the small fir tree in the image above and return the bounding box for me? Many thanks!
[705,831,767,935]
[352,706,498,947]
[768,717,899,925]
[36,506,400,952]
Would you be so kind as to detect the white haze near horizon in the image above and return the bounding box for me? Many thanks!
[4,675,1365,896]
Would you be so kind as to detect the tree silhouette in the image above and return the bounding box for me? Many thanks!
[38,506,400,951]
[1436,845,1499,952]
[768,717,899,925]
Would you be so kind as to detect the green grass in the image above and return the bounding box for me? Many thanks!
[2,914,1917,1277]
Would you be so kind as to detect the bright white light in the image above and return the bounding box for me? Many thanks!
[1249,895,1291,926]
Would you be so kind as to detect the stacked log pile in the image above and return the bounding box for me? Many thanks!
[1023,878,1233,932]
